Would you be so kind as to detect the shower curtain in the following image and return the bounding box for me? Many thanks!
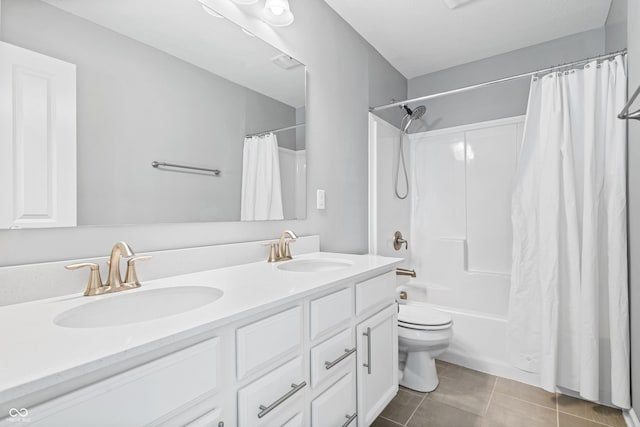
[508,56,629,408]
[240,133,284,221]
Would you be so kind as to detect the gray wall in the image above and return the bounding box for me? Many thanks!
[628,0,640,414]
[606,21,628,52]
[1,0,297,225]
[606,0,628,52]
[245,90,297,150]
[0,0,407,265]
[368,49,409,127]
[406,28,606,131]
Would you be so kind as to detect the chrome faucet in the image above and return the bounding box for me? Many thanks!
[265,230,298,262]
[65,241,151,296]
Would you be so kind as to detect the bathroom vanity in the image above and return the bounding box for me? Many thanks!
[0,252,401,426]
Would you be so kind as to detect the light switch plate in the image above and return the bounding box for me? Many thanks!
[316,189,326,209]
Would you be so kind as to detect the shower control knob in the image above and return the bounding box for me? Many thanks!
[393,231,408,250]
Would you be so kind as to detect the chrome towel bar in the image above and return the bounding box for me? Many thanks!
[151,161,221,176]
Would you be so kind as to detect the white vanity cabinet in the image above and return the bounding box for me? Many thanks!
[2,263,400,427]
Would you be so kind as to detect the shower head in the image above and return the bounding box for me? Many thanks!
[403,104,426,120]
[401,104,426,132]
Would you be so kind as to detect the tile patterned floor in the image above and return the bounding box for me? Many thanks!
[373,360,626,427]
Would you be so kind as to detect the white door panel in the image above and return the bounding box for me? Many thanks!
[0,42,76,229]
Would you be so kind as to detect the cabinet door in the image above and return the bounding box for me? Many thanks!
[356,304,398,426]
[0,42,76,229]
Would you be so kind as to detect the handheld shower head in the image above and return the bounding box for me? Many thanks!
[395,104,427,200]
[401,104,426,132]
[409,105,426,120]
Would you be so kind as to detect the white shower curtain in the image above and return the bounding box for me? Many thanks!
[508,56,629,408]
[240,134,284,221]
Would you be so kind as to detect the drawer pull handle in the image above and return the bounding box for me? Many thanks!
[325,347,356,370]
[363,327,372,374]
[343,413,357,427]
[257,381,306,419]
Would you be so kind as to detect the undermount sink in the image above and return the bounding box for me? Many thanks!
[54,286,223,328]
[277,258,354,273]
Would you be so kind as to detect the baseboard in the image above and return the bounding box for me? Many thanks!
[624,408,640,427]
[439,350,541,388]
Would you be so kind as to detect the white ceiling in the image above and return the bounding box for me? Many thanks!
[323,0,613,78]
[41,0,305,107]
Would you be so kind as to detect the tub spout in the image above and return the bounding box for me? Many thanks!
[396,268,416,278]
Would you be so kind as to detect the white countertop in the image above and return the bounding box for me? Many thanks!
[0,252,401,406]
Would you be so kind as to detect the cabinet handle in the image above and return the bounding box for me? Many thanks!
[342,413,357,426]
[325,347,356,370]
[363,327,372,374]
[257,381,306,419]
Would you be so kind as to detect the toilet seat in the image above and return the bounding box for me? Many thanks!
[398,303,453,331]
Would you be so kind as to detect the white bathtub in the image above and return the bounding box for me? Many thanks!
[397,280,540,387]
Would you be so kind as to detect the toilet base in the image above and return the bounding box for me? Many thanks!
[399,350,439,392]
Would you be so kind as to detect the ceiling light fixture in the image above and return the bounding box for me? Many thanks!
[263,0,294,27]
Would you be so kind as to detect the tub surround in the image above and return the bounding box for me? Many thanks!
[0,248,402,424]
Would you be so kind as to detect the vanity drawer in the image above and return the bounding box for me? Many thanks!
[355,271,395,316]
[237,356,306,427]
[310,287,353,340]
[24,338,219,427]
[185,407,223,427]
[310,328,355,388]
[237,306,303,379]
[282,413,304,427]
[311,371,357,427]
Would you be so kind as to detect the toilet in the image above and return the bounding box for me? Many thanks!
[397,302,453,392]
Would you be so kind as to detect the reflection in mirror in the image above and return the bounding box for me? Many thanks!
[0,0,306,228]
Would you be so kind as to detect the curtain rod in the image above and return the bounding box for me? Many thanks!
[370,49,628,113]
[246,123,305,138]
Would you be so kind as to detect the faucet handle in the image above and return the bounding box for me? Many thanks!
[124,255,152,288]
[393,231,408,250]
[65,263,104,296]
[263,242,279,263]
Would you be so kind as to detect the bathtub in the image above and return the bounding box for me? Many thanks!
[397,280,540,387]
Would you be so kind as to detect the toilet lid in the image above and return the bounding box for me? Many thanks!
[398,303,452,327]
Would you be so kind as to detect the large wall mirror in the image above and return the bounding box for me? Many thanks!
[0,0,306,228]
